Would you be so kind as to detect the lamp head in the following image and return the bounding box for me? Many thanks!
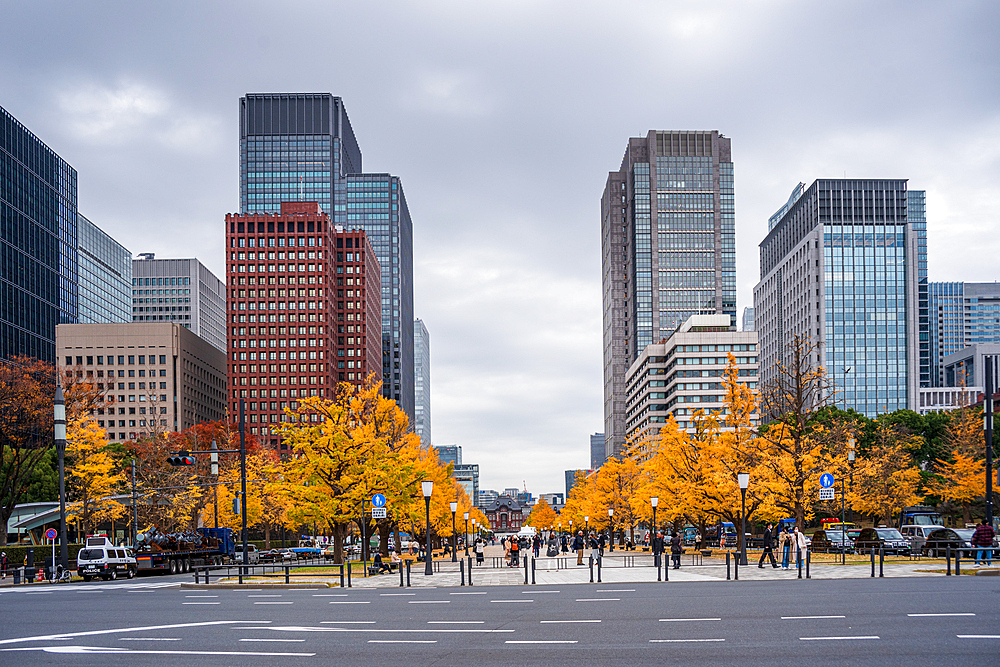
[737,472,749,489]
[450,501,458,513]
[421,480,434,498]
[584,515,589,523]
[463,511,469,520]
[650,496,658,508]
[608,508,614,517]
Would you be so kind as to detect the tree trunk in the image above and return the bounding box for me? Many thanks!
[264,523,271,550]
[378,521,390,556]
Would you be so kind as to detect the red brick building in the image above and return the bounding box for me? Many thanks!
[483,496,526,532]
[225,201,381,448]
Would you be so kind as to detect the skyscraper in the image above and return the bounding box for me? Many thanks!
[601,130,735,457]
[132,255,227,352]
[1,105,78,362]
[928,282,1000,386]
[754,180,925,416]
[414,318,431,445]
[590,433,606,470]
[239,93,414,424]
[741,306,755,332]
[77,213,131,324]
[224,202,382,448]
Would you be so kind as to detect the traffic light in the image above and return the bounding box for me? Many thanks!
[167,451,196,466]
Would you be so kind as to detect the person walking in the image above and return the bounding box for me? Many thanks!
[793,526,808,569]
[589,532,600,562]
[758,523,778,568]
[780,527,792,569]
[475,537,485,565]
[652,530,665,571]
[972,519,996,566]
[573,531,585,565]
[510,538,520,567]
[0,551,7,579]
[669,531,683,569]
[532,534,541,558]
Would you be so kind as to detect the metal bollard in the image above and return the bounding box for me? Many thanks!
[406,560,412,587]
[656,554,661,582]
[531,558,536,585]
[597,555,602,583]
[955,550,961,576]
[734,552,739,580]
[797,548,802,579]
[946,545,951,576]
[347,561,352,588]
[879,548,884,578]
[806,551,811,579]
[339,563,345,588]
[726,551,731,580]
[400,562,405,587]
[468,556,473,586]
[285,565,290,584]
[870,547,875,577]
[664,554,668,581]
[460,559,465,586]
[524,556,528,585]
[589,555,594,583]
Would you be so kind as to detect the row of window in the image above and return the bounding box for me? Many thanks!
[66,354,167,365]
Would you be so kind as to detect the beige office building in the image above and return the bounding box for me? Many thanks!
[56,323,227,441]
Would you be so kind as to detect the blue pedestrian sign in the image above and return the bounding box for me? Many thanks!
[819,473,835,489]
[371,493,387,508]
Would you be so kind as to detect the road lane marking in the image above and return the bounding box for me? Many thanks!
[239,639,306,642]
[369,640,436,644]
[506,640,577,644]
[957,635,1000,639]
[408,600,450,604]
[119,638,182,641]
[329,601,370,604]
[596,589,634,592]
[540,620,601,624]
[650,639,725,643]
[659,618,721,622]
[182,602,221,605]
[246,626,513,634]
[0,621,276,647]
[782,615,845,620]
[450,592,486,595]
[491,600,533,603]
[26,592,52,595]
[0,646,315,656]
[248,595,282,598]
[185,596,219,598]
[908,613,975,617]
[800,636,880,641]
[255,602,294,605]
[380,593,415,596]
[576,598,619,602]
[428,621,484,624]
[524,590,559,593]
[312,594,348,597]
[320,621,376,624]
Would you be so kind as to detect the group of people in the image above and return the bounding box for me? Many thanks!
[757,523,809,570]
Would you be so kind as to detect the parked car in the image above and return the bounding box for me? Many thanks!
[854,527,911,556]
[922,528,964,557]
[234,544,259,564]
[810,529,854,554]
[952,528,976,550]
[900,524,946,554]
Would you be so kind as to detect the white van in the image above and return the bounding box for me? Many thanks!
[76,536,137,581]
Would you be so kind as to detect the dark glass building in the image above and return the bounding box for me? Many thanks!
[1,105,78,362]
[78,213,131,324]
[239,93,415,423]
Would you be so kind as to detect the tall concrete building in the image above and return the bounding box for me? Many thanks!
[77,213,131,324]
[132,255,227,352]
[414,318,431,445]
[590,433,606,470]
[56,322,227,441]
[928,282,1000,386]
[753,180,926,416]
[741,306,755,332]
[602,130,735,458]
[1,105,78,362]
[434,445,461,466]
[225,202,381,448]
[239,93,414,425]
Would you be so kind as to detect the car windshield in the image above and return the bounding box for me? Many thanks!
[953,529,975,540]
[78,549,104,560]
[828,531,851,542]
[909,515,940,525]
[876,529,903,539]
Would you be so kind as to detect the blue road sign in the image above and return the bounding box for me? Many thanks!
[820,473,835,489]
[371,493,387,508]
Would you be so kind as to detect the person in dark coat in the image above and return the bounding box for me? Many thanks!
[572,531,585,565]
[651,531,665,570]
[972,519,996,565]
[669,531,683,569]
[758,523,779,568]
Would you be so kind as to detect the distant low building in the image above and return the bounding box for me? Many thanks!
[478,489,499,508]
[483,496,525,532]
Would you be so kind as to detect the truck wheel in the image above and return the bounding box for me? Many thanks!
[183,559,190,573]
[169,559,178,575]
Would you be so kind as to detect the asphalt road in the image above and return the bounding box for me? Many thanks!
[1,575,997,666]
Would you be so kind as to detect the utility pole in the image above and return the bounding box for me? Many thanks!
[131,460,138,547]
[986,357,994,526]
[54,381,68,571]
[239,399,248,581]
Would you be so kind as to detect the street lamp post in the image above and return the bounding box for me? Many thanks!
[450,501,458,562]
[584,515,589,546]
[463,512,470,557]
[848,437,855,524]
[737,472,749,566]
[985,357,994,526]
[54,382,68,571]
[422,481,434,575]
[651,496,658,536]
[608,508,615,552]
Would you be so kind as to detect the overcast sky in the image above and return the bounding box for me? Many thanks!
[2,1,998,496]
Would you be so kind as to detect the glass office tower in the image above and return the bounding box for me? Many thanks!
[754,179,925,416]
[928,282,1000,386]
[239,93,415,424]
[1,105,78,362]
[77,213,132,324]
[414,318,431,446]
[601,130,735,457]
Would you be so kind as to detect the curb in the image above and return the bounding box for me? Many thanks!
[180,582,333,589]
[974,569,999,576]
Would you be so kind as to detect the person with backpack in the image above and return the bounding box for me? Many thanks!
[510,537,520,567]
[669,531,683,569]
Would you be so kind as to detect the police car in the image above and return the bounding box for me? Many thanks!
[76,536,137,581]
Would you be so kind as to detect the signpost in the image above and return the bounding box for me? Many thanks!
[372,507,387,519]
[371,493,387,508]
[46,528,57,579]
[819,472,834,500]
[819,488,835,500]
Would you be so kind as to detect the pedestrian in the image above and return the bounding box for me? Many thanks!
[561,534,568,553]
[694,530,703,552]
[0,551,7,579]
[510,538,520,567]
[972,519,996,566]
[589,532,600,562]
[652,530,665,570]
[780,527,791,569]
[532,534,541,558]
[758,523,778,568]
[794,526,808,567]
[572,531,585,565]
[670,531,683,569]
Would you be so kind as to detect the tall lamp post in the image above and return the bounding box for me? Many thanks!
[463,512,470,556]
[737,472,749,565]
[650,496,659,536]
[450,501,458,562]
[985,357,994,526]
[422,480,434,575]
[847,437,856,523]
[584,515,589,546]
[54,382,68,571]
[608,508,615,552]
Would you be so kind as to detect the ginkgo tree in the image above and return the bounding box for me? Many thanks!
[65,415,126,535]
